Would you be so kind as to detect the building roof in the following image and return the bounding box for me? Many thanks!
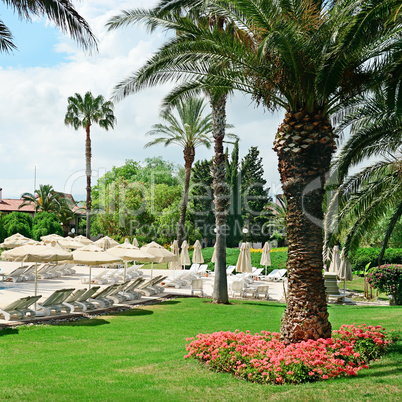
[0,199,36,213]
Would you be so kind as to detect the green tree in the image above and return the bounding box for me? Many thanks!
[106,0,401,341]
[2,212,33,238]
[20,184,63,214]
[241,147,271,243]
[225,140,243,247]
[64,91,116,238]
[0,0,97,53]
[144,97,213,246]
[32,211,63,240]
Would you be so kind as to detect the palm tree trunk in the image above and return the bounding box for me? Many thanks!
[85,124,92,239]
[211,94,229,304]
[177,146,195,247]
[274,110,335,342]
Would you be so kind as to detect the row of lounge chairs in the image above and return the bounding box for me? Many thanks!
[81,265,144,285]
[0,275,167,321]
[163,264,209,288]
[2,263,76,283]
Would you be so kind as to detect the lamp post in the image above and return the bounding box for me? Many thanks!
[242,228,249,243]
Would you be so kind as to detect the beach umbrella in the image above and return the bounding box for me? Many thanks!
[245,242,252,269]
[132,238,139,247]
[180,240,191,268]
[43,236,85,250]
[338,249,353,294]
[328,245,341,274]
[72,243,122,288]
[0,233,31,248]
[74,235,93,245]
[2,241,73,302]
[141,241,176,278]
[260,242,272,275]
[108,239,155,281]
[40,234,64,242]
[192,240,204,264]
[236,243,253,273]
[94,236,119,249]
[168,240,180,271]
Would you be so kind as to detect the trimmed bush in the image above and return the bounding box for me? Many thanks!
[367,265,402,305]
[349,248,402,272]
[2,211,33,239]
[32,212,63,240]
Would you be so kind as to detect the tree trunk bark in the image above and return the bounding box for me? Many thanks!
[274,110,336,343]
[211,94,229,304]
[177,146,195,248]
[85,124,92,239]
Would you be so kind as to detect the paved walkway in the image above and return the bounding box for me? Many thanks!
[0,262,285,325]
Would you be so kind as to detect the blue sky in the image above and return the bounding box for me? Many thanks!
[0,1,283,202]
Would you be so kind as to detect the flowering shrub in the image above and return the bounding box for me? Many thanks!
[367,265,402,305]
[184,324,395,384]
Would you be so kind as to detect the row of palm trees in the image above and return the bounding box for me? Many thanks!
[104,0,401,343]
[2,0,401,343]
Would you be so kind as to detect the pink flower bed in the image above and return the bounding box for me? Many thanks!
[184,324,394,384]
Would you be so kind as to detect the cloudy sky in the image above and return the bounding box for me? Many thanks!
[0,0,285,202]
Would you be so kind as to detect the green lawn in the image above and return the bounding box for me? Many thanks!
[0,298,400,401]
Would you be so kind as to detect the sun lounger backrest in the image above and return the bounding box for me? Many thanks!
[124,278,144,292]
[40,289,75,307]
[19,295,42,309]
[4,266,28,278]
[77,287,100,302]
[91,284,120,299]
[65,289,87,303]
[2,296,33,311]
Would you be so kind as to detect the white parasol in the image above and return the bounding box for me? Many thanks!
[192,240,204,264]
[180,240,191,268]
[260,242,272,275]
[141,241,176,278]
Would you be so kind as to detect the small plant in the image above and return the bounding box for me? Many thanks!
[184,324,395,385]
[367,264,402,305]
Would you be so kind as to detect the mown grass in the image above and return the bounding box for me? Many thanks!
[0,298,400,401]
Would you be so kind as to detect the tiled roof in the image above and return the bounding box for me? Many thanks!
[0,199,36,213]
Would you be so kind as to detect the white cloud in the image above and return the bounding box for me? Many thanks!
[0,0,283,201]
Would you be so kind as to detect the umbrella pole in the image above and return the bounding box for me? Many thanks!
[151,262,153,279]
[265,265,267,276]
[34,262,38,310]
[89,266,92,289]
[124,261,127,282]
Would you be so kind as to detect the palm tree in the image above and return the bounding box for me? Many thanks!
[0,0,97,53]
[145,97,213,247]
[64,92,116,238]
[109,0,399,341]
[106,5,239,304]
[325,89,402,266]
[19,184,63,214]
[267,195,287,241]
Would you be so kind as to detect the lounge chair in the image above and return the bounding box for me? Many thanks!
[66,286,101,311]
[138,276,167,296]
[36,263,58,279]
[231,281,245,298]
[255,285,269,300]
[120,278,145,300]
[265,269,287,282]
[251,268,264,281]
[19,265,37,281]
[36,288,75,316]
[226,265,236,276]
[106,281,131,304]
[0,295,42,321]
[88,284,120,308]
[191,278,204,297]
[2,266,29,282]
[81,269,110,285]
[62,288,88,312]
[197,265,209,277]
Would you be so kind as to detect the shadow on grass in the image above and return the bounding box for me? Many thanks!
[66,318,111,327]
[159,300,181,306]
[115,308,154,317]
[0,328,19,336]
[242,302,286,308]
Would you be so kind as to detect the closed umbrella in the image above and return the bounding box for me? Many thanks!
[141,241,176,278]
[328,245,341,274]
[192,240,204,264]
[132,238,139,247]
[168,240,180,271]
[338,249,353,293]
[211,244,216,263]
[236,243,252,273]
[180,240,191,268]
[0,233,31,248]
[108,239,155,281]
[260,242,272,275]
[245,242,252,269]
[72,243,122,288]
[94,236,119,249]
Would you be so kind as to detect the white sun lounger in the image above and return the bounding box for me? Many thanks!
[0,295,42,321]
[36,288,75,316]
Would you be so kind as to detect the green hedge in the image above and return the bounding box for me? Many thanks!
[191,247,288,273]
[349,248,402,272]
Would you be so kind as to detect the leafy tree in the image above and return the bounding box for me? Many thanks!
[2,212,33,238]
[64,91,116,238]
[189,159,215,239]
[0,212,5,243]
[32,211,63,240]
[241,147,271,243]
[144,97,213,246]
[225,140,243,247]
[0,0,97,54]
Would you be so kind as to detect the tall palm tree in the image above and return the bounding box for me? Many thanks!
[0,0,97,53]
[109,0,399,341]
[145,97,213,247]
[64,92,116,238]
[19,184,62,214]
[325,89,402,265]
[106,4,238,304]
